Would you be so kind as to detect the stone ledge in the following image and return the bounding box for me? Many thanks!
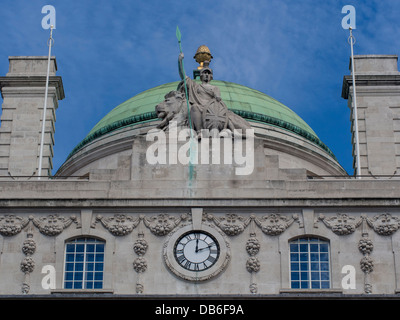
[50,289,114,294]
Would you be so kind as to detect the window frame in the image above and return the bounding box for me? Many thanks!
[289,237,331,290]
[63,237,105,290]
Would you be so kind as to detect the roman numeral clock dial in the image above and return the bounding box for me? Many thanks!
[163,223,230,282]
[174,231,220,271]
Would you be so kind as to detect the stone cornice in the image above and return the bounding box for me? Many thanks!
[0,179,399,208]
[0,75,65,100]
[341,74,400,99]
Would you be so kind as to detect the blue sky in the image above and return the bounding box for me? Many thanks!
[1,0,400,175]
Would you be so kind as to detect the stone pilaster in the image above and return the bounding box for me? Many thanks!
[0,56,64,177]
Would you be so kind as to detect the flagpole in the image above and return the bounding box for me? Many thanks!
[176,26,196,185]
[348,27,361,179]
[176,26,193,136]
[38,25,54,180]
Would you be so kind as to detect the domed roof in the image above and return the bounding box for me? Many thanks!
[67,80,336,160]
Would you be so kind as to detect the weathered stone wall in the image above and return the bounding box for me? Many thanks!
[0,205,399,296]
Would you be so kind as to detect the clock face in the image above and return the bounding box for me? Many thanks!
[174,231,220,271]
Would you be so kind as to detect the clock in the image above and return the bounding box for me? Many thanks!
[174,231,220,271]
[163,224,230,282]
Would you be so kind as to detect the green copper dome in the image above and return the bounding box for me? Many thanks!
[67,80,336,159]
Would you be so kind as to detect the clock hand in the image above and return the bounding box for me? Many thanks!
[197,244,213,252]
[195,239,199,252]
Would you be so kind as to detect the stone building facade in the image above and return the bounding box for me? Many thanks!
[0,54,399,298]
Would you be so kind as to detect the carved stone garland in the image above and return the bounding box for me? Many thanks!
[206,213,299,237]
[207,213,250,236]
[254,213,299,236]
[365,213,400,236]
[93,214,140,236]
[318,213,362,236]
[143,213,188,236]
[31,214,79,236]
[0,215,29,237]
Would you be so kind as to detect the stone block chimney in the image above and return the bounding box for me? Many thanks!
[0,56,64,177]
[342,55,400,177]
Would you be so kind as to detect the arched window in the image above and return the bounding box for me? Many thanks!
[64,237,105,289]
[289,237,330,289]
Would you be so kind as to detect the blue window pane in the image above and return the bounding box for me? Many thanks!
[86,244,95,252]
[75,253,84,262]
[86,263,94,271]
[300,263,308,271]
[291,263,299,271]
[311,281,320,289]
[87,254,94,262]
[320,253,329,261]
[300,281,308,289]
[64,282,73,289]
[66,254,75,262]
[94,282,103,289]
[311,263,319,271]
[75,263,84,271]
[75,272,83,281]
[300,253,308,261]
[290,244,299,252]
[65,272,74,281]
[310,244,319,252]
[291,281,300,289]
[95,254,104,262]
[311,272,320,280]
[73,282,82,289]
[86,272,93,281]
[320,244,329,252]
[321,272,330,280]
[66,244,75,253]
[300,272,308,280]
[291,272,299,280]
[290,253,299,262]
[321,263,329,271]
[76,244,85,252]
[94,272,103,281]
[300,244,308,252]
[96,244,105,253]
[95,263,104,271]
[86,282,93,289]
[321,281,330,289]
[65,263,74,271]
[310,253,319,261]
